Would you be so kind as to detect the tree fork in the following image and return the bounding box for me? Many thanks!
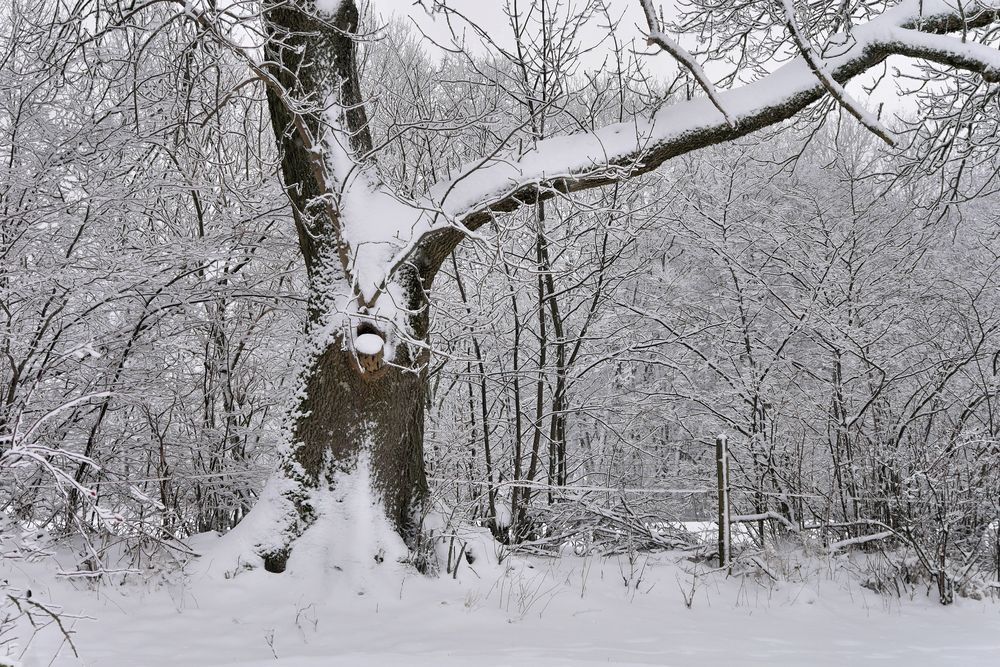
[258,0,432,573]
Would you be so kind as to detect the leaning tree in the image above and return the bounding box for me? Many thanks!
[189,0,1000,573]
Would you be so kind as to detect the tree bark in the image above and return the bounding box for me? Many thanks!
[257,0,430,573]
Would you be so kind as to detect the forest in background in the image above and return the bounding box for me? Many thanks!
[3,0,1000,614]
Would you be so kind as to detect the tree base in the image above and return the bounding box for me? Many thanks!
[192,454,419,583]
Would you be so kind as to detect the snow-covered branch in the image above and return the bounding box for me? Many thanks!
[402,0,1000,268]
[639,0,735,127]
[251,0,1000,353]
[776,0,896,146]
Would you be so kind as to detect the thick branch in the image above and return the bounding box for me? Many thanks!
[410,0,1000,278]
[263,0,373,276]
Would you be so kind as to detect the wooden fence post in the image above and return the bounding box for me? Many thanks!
[716,433,730,568]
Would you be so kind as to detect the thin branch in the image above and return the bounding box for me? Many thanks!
[776,0,897,146]
[639,0,736,127]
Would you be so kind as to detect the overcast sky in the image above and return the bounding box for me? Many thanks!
[367,0,653,66]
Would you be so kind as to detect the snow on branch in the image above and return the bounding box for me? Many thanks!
[878,26,1000,79]
[323,0,1000,310]
[730,511,800,533]
[827,530,895,552]
[639,0,735,127]
[402,0,1000,261]
[776,0,896,146]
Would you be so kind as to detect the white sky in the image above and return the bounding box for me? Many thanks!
[366,0,657,68]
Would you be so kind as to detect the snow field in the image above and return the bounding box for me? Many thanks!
[4,529,999,666]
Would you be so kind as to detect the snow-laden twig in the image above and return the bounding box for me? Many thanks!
[828,530,895,552]
[639,0,735,127]
[6,391,112,457]
[776,0,896,146]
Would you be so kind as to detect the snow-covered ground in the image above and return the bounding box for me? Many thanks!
[4,532,999,667]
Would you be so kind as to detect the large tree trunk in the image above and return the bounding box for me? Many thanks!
[260,305,431,573]
[254,0,436,573]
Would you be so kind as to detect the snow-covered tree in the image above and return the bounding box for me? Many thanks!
[225,0,1000,572]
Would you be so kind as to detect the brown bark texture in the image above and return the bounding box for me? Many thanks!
[258,0,430,573]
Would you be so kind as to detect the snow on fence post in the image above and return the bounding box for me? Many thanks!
[716,433,730,569]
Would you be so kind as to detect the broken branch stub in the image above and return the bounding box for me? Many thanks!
[354,331,386,376]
